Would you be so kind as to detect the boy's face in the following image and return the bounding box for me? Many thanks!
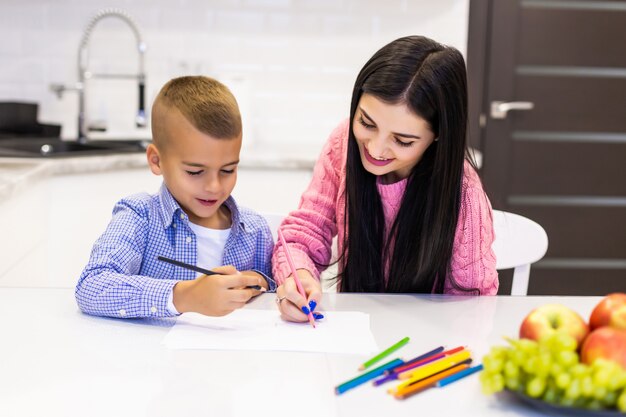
[147,107,241,228]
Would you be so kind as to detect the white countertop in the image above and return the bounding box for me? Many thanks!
[0,145,318,202]
[0,289,600,417]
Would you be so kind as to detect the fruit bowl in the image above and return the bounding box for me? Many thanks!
[503,389,626,416]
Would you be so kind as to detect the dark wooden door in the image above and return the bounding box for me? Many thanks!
[468,0,626,295]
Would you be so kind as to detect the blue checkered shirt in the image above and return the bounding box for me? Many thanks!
[75,183,276,318]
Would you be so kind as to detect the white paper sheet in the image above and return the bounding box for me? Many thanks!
[162,309,379,355]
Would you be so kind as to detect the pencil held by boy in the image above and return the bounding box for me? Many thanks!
[75,76,275,319]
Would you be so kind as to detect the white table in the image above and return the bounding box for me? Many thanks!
[0,289,601,417]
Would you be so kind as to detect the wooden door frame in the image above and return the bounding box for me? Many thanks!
[467,0,522,209]
[467,0,490,154]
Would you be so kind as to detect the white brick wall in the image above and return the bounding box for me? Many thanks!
[0,0,469,152]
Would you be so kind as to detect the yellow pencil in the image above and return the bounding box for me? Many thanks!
[393,363,470,400]
[388,349,471,394]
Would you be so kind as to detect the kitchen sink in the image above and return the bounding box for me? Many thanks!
[0,137,149,158]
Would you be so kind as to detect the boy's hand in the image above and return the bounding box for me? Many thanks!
[172,265,265,316]
[238,270,270,292]
[275,269,323,323]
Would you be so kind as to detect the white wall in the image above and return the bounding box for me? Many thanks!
[0,0,469,152]
[0,167,312,288]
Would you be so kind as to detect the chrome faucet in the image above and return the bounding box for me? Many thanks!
[50,9,147,143]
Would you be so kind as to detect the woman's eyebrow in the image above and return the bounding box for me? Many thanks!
[360,108,421,139]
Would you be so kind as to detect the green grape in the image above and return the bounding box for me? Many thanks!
[483,355,505,374]
[489,345,510,360]
[504,361,519,379]
[509,349,527,367]
[483,337,626,414]
[493,373,505,392]
[601,390,618,408]
[557,350,579,367]
[479,369,504,395]
[523,356,539,375]
[581,375,594,397]
[542,385,559,404]
[505,376,521,391]
[570,364,589,378]
[609,371,626,391]
[565,379,582,400]
[617,390,626,412]
[555,372,572,390]
[593,368,611,388]
[479,370,493,394]
[592,385,608,401]
[536,352,552,378]
[516,338,539,354]
[526,376,547,398]
[550,362,564,377]
[551,332,577,352]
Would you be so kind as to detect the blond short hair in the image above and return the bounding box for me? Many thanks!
[151,76,241,147]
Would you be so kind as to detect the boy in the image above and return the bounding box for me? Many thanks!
[76,76,275,319]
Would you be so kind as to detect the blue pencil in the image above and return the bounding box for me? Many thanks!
[436,364,483,387]
[335,358,404,395]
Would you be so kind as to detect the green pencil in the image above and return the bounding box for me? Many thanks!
[359,336,410,371]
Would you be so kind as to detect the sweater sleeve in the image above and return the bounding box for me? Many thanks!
[271,121,346,284]
[445,166,499,295]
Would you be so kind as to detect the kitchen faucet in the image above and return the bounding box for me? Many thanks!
[50,9,147,143]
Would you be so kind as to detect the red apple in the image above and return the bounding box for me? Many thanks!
[519,304,589,347]
[581,327,626,369]
[589,293,626,331]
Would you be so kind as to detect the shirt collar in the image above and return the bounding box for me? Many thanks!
[157,182,245,232]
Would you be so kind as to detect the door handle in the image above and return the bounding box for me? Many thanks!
[490,101,534,119]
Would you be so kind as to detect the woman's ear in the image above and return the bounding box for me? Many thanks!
[146,144,163,175]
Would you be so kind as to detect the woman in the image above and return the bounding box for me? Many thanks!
[273,36,498,322]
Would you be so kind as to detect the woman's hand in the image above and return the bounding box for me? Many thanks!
[275,269,323,322]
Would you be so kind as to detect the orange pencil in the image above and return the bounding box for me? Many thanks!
[278,229,316,328]
[397,349,471,381]
[388,349,471,394]
[393,363,470,400]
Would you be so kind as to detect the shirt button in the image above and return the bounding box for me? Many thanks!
[150,306,157,313]
[186,236,192,243]
[180,213,185,219]
[172,223,177,228]
[119,309,126,317]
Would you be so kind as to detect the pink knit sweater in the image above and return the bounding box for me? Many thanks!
[272,120,499,295]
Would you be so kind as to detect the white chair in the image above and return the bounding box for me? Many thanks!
[492,210,549,296]
[261,212,286,242]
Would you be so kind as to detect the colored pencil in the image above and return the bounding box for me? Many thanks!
[359,337,410,371]
[157,256,261,290]
[388,345,465,376]
[389,350,472,394]
[394,363,470,400]
[397,349,471,381]
[374,349,448,386]
[277,229,316,328]
[384,346,445,375]
[335,358,404,395]
[436,364,484,387]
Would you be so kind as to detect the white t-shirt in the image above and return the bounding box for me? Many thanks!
[187,221,231,274]
[167,222,232,314]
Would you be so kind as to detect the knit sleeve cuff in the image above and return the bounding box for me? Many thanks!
[273,246,320,285]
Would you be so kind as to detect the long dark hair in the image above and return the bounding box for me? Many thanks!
[339,35,478,294]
